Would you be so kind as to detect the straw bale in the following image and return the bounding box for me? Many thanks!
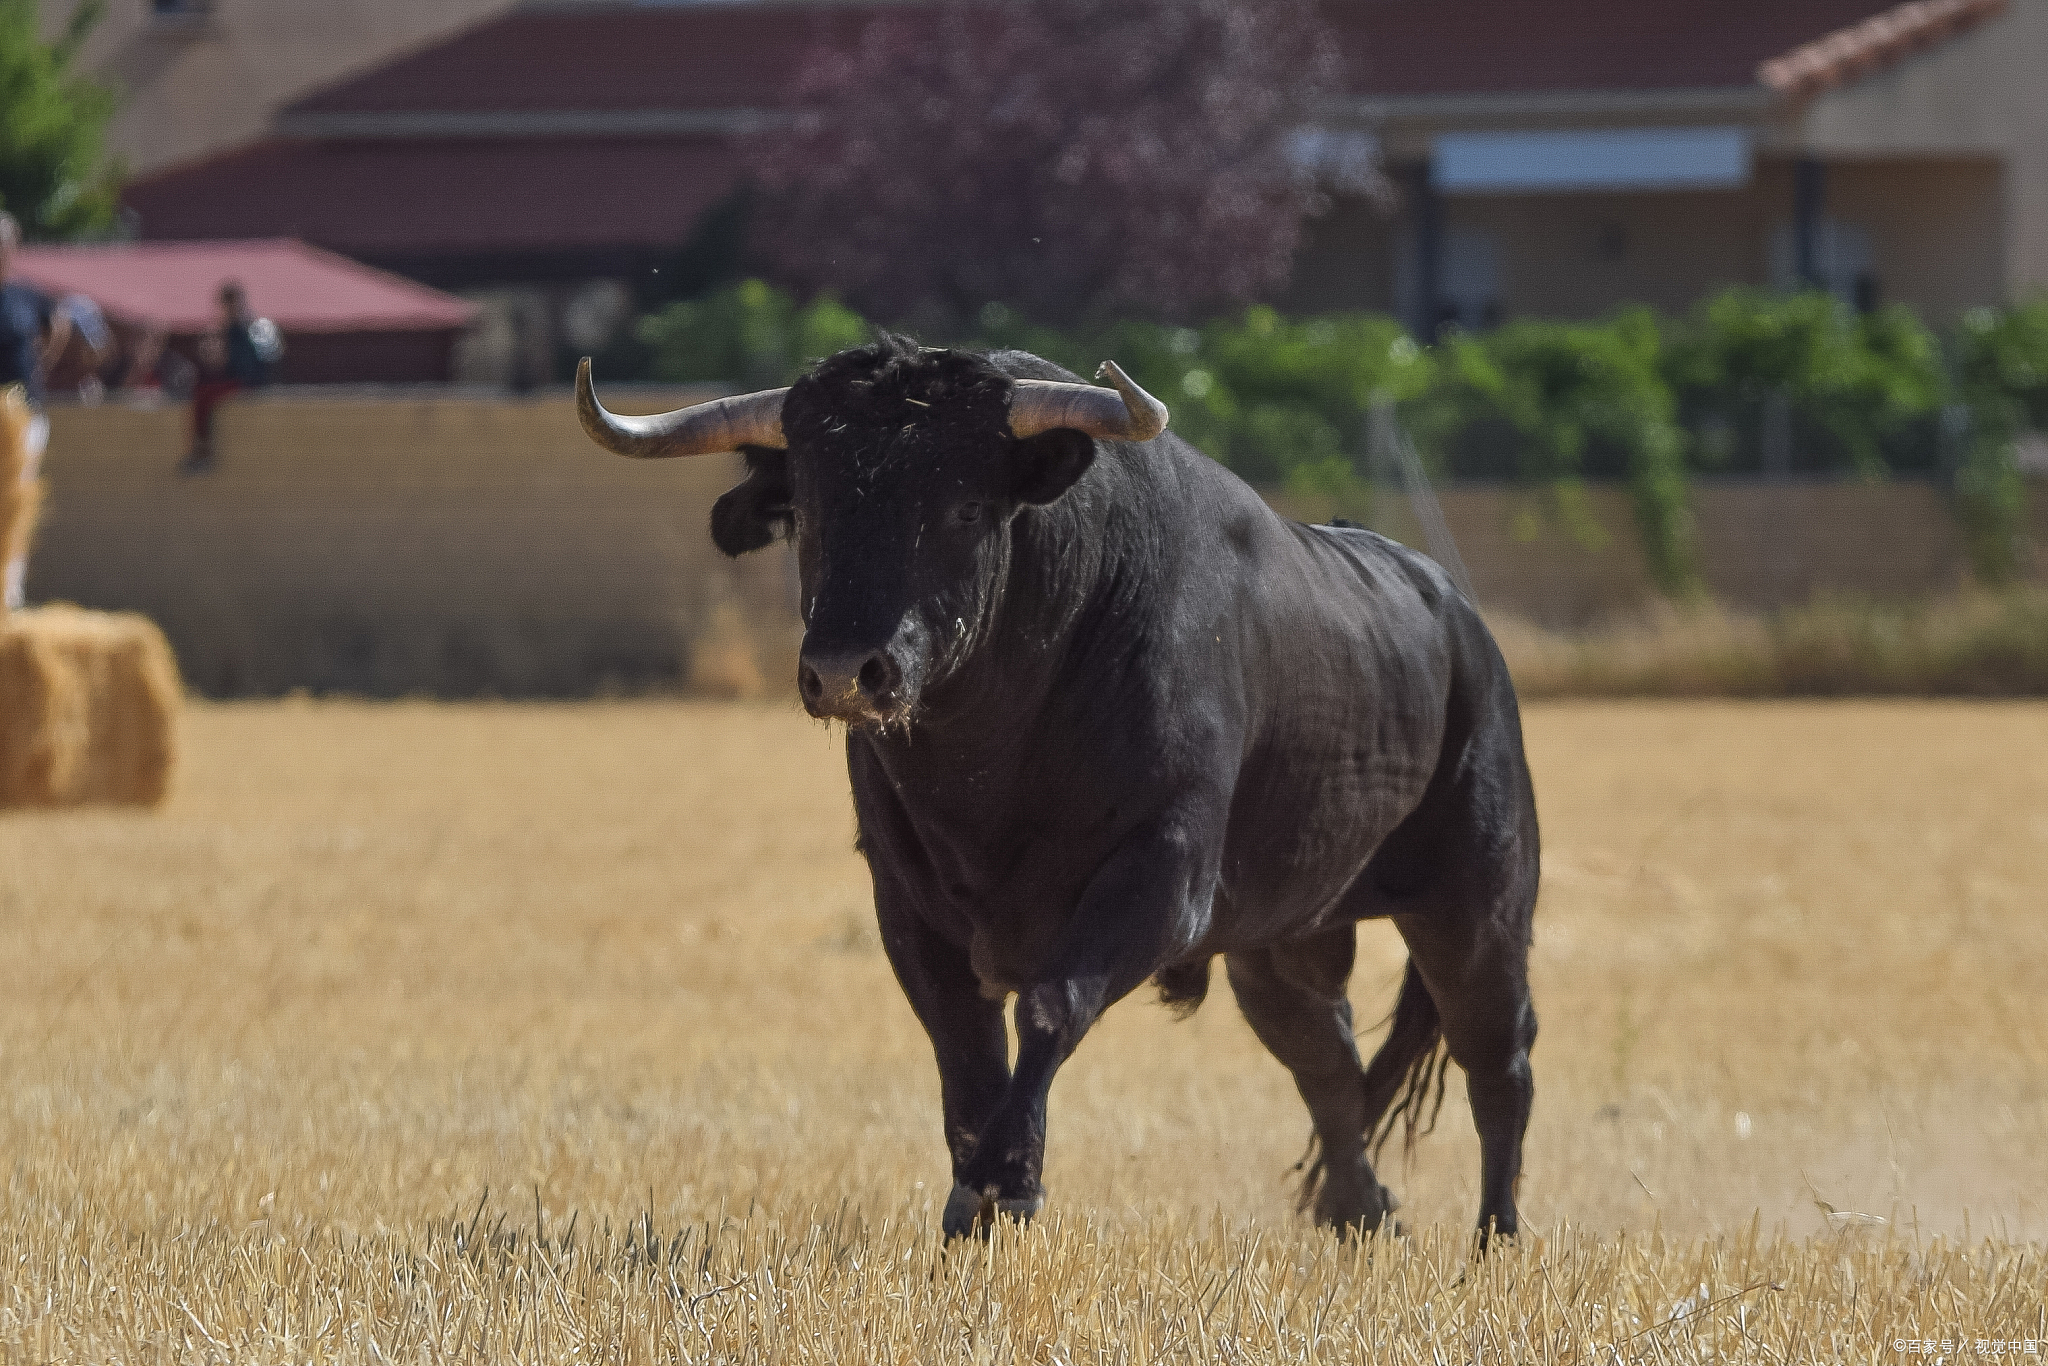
[3,478,43,589]
[0,605,180,808]
[1,386,37,586]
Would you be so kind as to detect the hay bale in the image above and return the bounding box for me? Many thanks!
[0,605,180,808]
[1,386,40,594]
[3,470,41,562]
[2,475,41,612]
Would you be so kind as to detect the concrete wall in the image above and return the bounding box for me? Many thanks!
[1270,478,2028,628]
[27,390,798,696]
[22,393,2039,694]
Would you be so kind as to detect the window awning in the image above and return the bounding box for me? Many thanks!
[1432,126,1752,194]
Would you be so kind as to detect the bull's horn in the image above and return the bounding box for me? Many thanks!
[1008,361,1168,442]
[576,357,788,457]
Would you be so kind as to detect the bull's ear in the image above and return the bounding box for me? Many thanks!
[709,449,793,557]
[1009,429,1096,506]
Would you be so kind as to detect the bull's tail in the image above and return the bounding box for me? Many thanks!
[1363,959,1451,1163]
[1154,957,1213,1019]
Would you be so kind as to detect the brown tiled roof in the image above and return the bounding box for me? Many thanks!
[1757,0,2006,99]
[1327,0,1921,97]
[286,4,882,115]
[125,136,742,261]
[127,0,2007,268]
[283,0,1962,112]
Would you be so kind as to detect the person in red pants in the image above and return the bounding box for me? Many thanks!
[181,281,280,474]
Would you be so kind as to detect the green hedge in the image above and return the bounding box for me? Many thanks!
[633,283,2047,594]
[1951,301,2048,582]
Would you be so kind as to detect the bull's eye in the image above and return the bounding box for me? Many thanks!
[955,502,984,525]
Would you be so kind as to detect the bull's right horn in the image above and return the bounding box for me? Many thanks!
[1008,361,1169,442]
[577,357,789,458]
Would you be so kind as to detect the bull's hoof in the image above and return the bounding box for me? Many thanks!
[942,1183,986,1239]
[941,1183,1044,1240]
[997,1192,1044,1221]
[1316,1177,1400,1240]
[1475,1217,1518,1254]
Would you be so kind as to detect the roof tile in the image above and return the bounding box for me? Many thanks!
[1756,0,2006,99]
[127,137,743,262]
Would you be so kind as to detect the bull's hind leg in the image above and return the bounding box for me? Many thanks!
[1225,927,1397,1235]
[1393,904,1537,1245]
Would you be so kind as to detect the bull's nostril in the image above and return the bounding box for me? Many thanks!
[857,655,893,697]
[799,664,824,700]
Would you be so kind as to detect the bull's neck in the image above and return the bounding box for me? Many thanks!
[895,442,1157,745]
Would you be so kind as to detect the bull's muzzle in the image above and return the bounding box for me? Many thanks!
[798,645,907,724]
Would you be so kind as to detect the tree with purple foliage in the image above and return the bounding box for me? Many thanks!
[748,0,1365,330]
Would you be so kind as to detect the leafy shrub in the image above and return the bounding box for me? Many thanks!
[1955,299,2048,429]
[1950,301,2048,582]
[638,280,869,387]
[973,302,1431,497]
[1421,310,1695,593]
[626,281,2045,597]
[1662,290,1946,477]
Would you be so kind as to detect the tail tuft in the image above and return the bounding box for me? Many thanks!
[1364,961,1451,1163]
[1154,958,1212,1019]
[1292,1131,1327,1216]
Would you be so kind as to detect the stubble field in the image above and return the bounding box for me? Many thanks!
[0,698,2043,1362]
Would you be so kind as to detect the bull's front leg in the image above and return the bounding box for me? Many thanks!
[873,893,1012,1182]
[945,818,1216,1238]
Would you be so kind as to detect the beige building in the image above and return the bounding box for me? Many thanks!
[103,0,2048,349]
[1290,0,2048,330]
[38,0,514,176]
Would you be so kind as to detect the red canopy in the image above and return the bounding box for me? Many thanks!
[10,238,476,334]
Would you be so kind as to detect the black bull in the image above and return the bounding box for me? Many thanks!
[581,337,1540,1241]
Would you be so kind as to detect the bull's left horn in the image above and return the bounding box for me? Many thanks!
[577,357,789,457]
[1007,361,1168,442]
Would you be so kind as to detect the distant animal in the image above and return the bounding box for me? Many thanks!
[577,337,1539,1243]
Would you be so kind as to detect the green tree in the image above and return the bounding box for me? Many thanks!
[0,0,120,239]
[750,0,1352,330]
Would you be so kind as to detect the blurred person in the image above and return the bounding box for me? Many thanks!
[181,279,282,474]
[1,210,73,610]
[0,212,72,406]
[121,326,170,395]
[44,293,114,403]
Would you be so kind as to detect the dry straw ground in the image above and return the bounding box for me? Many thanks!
[1,699,2043,1362]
